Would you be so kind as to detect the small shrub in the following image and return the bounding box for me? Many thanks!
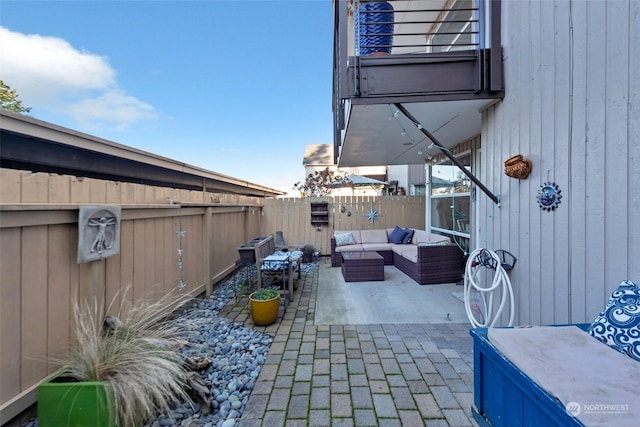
[251,286,280,301]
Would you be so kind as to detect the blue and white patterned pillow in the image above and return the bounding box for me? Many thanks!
[587,280,640,362]
[334,232,356,247]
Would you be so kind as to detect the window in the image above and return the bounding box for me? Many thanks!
[429,0,476,53]
[410,184,426,196]
[429,153,471,251]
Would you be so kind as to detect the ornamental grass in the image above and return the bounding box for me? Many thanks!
[62,288,193,426]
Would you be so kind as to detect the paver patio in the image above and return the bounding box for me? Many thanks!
[221,259,477,427]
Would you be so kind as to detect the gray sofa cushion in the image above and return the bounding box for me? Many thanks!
[392,244,418,262]
[334,244,364,253]
[360,229,388,243]
[361,243,394,252]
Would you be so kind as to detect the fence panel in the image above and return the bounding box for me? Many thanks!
[0,170,262,424]
[260,196,425,255]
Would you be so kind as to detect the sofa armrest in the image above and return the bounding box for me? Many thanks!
[330,237,341,267]
[416,243,462,259]
[416,244,464,283]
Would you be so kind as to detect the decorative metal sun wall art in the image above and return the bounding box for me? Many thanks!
[537,182,562,211]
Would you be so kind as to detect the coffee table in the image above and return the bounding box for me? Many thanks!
[341,251,384,282]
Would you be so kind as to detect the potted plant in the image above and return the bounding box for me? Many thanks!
[249,286,281,326]
[38,289,193,427]
[302,244,316,263]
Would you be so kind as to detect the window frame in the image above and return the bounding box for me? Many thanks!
[428,151,472,251]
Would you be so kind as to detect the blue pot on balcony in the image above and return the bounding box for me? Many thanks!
[355,1,394,56]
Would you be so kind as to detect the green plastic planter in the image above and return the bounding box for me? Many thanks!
[38,373,115,427]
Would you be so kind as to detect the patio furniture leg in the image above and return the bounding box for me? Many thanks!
[257,260,263,289]
[287,261,293,298]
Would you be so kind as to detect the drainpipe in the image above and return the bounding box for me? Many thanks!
[393,103,501,206]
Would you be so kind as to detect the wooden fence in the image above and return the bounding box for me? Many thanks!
[261,196,426,255]
[0,169,425,425]
[0,169,263,425]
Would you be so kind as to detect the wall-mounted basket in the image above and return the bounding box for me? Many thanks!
[494,250,517,271]
[504,154,532,179]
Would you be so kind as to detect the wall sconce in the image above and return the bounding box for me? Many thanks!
[504,154,532,179]
[340,204,347,213]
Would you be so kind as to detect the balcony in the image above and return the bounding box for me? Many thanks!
[332,0,504,167]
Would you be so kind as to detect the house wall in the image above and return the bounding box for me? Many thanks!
[479,0,640,325]
[386,166,406,189]
[387,164,427,194]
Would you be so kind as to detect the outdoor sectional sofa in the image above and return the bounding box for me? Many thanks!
[330,227,463,285]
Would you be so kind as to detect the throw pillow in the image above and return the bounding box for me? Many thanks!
[587,280,640,362]
[334,232,356,247]
[388,226,407,244]
[402,228,415,244]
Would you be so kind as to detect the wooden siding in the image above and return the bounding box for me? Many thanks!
[478,0,640,326]
[261,196,426,255]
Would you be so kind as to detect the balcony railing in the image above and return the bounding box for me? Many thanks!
[333,0,502,108]
[351,0,483,57]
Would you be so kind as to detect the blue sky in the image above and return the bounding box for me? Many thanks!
[0,0,334,193]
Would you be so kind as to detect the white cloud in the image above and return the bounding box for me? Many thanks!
[67,90,158,131]
[0,26,156,130]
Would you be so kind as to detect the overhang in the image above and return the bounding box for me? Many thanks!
[337,98,494,167]
[0,110,285,198]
